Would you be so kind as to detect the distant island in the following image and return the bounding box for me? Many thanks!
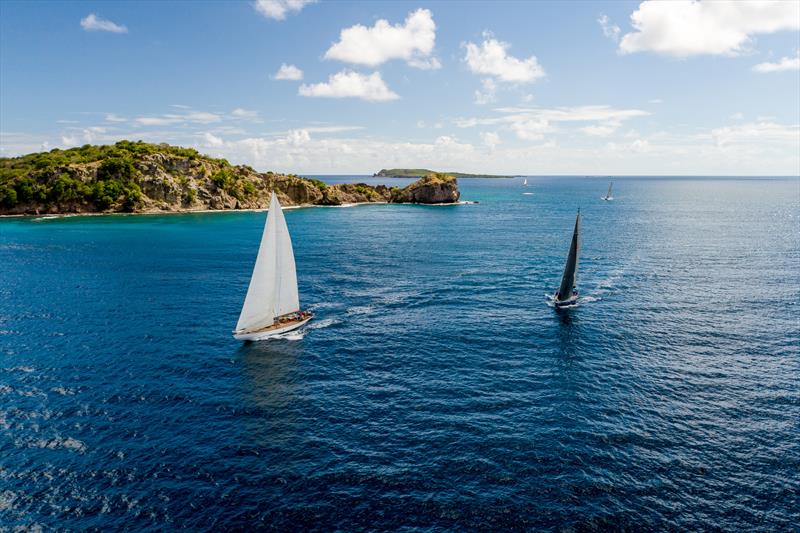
[0,141,460,215]
[374,168,514,179]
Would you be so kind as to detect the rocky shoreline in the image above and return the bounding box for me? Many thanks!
[0,141,460,216]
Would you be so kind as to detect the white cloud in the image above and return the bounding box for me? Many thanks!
[273,63,304,80]
[104,113,126,123]
[324,8,439,69]
[619,1,800,57]
[511,118,551,141]
[649,98,663,104]
[730,112,744,120]
[253,0,314,21]
[134,111,222,126]
[80,13,128,33]
[464,34,545,83]
[598,14,620,42]
[474,79,497,105]
[753,51,800,73]
[231,108,260,120]
[710,121,800,147]
[298,71,399,102]
[580,122,621,137]
[481,131,501,150]
[203,132,224,147]
[456,105,650,141]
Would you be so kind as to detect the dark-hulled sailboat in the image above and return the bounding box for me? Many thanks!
[552,209,581,308]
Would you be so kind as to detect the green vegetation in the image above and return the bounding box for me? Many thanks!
[305,178,328,190]
[0,140,214,212]
[374,168,513,179]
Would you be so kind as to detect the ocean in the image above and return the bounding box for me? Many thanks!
[1,176,798,530]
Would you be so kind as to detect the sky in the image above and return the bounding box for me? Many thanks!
[1,0,799,175]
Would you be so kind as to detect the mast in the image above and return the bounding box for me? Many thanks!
[236,193,300,332]
[557,210,581,300]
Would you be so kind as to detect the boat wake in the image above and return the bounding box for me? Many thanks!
[307,317,337,330]
[523,192,534,195]
[346,305,375,315]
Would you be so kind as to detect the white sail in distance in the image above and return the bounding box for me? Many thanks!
[236,193,300,333]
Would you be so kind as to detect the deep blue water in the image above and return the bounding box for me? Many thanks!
[1,176,799,531]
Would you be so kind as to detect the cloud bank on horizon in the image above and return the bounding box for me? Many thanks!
[1,0,798,175]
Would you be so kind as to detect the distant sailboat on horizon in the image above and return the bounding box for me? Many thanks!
[233,193,312,341]
[550,209,581,309]
[523,178,528,186]
[602,182,613,201]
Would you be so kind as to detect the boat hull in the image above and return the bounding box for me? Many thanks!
[233,315,312,341]
[553,296,579,308]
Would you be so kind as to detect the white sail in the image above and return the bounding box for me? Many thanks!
[605,182,613,199]
[523,178,528,186]
[235,193,300,332]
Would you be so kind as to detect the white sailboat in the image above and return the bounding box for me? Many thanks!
[602,181,613,201]
[233,193,312,341]
[551,209,581,308]
[523,178,528,186]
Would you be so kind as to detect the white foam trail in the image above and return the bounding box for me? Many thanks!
[308,318,336,330]
[273,331,304,341]
[346,305,374,315]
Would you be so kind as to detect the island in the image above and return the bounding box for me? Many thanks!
[0,141,460,215]
[374,168,514,179]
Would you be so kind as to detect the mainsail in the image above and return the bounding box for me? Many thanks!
[557,210,581,300]
[605,182,613,199]
[236,193,300,332]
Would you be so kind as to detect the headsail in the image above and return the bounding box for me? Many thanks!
[605,182,613,199]
[236,193,300,332]
[557,210,581,300]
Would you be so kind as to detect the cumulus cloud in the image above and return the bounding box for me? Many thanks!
[253,0,314,20]
[752,51,800,73]
[598,14,620,41]
[324,8,439,69]
[619,0,800,57]
[203,132,224,147]
[80,13,128,33]
[299,71,399,102]
[273,63,304,80]
[474,79,497,105]
[464,34,545,83]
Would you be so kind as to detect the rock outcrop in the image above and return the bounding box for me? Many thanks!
[390,173,460,204]
[0,141,462,215]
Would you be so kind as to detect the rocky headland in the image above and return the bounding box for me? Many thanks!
[0,141,460,215]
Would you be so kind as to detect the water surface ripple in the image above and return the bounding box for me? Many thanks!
[1,177,798,531]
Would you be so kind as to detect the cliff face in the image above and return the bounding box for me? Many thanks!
[0,142,460,215]
[390,173,460,204]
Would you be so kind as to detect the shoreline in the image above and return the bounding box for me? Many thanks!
[0,200,476,220]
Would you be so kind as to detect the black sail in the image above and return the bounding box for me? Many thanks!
[557,210,581,300]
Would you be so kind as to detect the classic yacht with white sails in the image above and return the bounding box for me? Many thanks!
[233,193,312,341]
[551,209,581,308]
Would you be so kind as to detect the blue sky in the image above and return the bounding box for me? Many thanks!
[1,0,799,175]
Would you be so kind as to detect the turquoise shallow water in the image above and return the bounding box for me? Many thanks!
[1,176,799,530]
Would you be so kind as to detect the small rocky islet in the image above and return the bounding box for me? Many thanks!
[0,141,460,215]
